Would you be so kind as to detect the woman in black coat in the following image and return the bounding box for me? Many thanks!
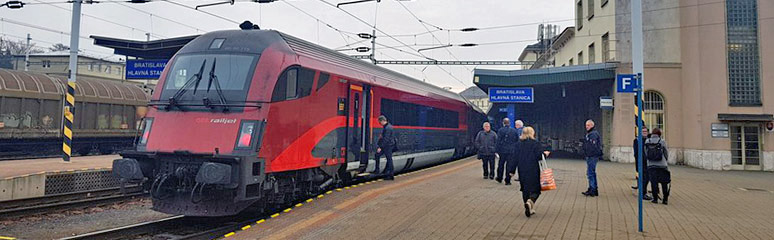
[509,126,549,217]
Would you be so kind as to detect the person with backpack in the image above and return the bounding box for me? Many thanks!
[632,127,653,200]
[582,120,603,197]
[475,122,498,179]
[645,128,670,204]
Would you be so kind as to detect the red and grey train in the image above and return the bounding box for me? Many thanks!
[113,29,486,216]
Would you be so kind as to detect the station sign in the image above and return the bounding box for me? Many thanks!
[126,59,168,79]
[616,74,639,93]
[488,87,534,103]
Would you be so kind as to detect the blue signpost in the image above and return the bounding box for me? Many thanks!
[126,59,168,79]
[618,73,644,232]
[489,87,533,128]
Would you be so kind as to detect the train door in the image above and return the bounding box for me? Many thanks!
[344,83,373,169]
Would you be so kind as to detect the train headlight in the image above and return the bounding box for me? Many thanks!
[236,121,256,148]
[139,118,153,145]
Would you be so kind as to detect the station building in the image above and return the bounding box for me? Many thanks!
[476,0,774,171]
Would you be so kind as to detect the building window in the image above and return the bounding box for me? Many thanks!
[105,66,112,74]
[116,67,122,75]
[726,0,760,106]
[602,33,610,61]
[42,60,51,68]
[569,58,574,66]
[587,0,594,20]
[576,1,584,30]
[643,91,665,134]
[577,51,584,65]
[602,0,609,8]
[87,63,93,71]
[588,43,596,64]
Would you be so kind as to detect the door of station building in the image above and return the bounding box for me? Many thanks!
[344,84,373,166]
[730,123,762,171]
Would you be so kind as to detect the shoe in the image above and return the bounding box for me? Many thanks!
[651,195,659,203]
[592,189,599,197]
[581,188,592,196]
[524,199,534,217]
[385,176,395,181]
[662,195,669,205]
[495,178,502,183]
[505,182,512,186]
[489,175,495,180]
[643,195,653,201]
[483,175,488,179]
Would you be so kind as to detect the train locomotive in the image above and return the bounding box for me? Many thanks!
[113,29,486,217]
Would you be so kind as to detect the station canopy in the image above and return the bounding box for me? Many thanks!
[91,35,200,59]
[473,62,618,91]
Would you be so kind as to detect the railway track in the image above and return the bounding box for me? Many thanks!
[0,186,146,219]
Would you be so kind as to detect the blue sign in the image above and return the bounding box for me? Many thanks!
[488,87,534,103]
[616,74,639,93]
[126,59,168,79]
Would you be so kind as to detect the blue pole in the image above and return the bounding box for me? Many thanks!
[507,104,515,128]
[636,73,644,232]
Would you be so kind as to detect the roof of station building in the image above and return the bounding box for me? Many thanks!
[91,35,200,59]
[473,62,618,91]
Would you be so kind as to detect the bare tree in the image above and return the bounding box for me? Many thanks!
[49,43,70,52]
[0,37,45,55]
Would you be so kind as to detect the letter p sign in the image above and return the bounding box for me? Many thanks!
[616,74,639,93]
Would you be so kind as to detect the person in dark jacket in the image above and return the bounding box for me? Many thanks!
[646,128,670,204]
[508,126,550,217]
[496,118,519,185]
[631,127,653,200]
[475,122,497,179]
[582,119,602,197]
[374,115,396,180]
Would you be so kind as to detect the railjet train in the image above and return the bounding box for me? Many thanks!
[113,28,486,216]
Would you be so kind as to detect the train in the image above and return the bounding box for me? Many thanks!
[0,69,150,158]
[112,29,486,216]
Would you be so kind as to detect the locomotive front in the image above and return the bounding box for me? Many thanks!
[112,30,288,216]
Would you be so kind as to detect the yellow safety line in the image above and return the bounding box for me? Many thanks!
[224,232,235,237]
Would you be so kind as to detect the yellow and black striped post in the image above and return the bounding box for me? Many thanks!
[62,82,76,162]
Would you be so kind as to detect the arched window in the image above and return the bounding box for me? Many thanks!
[643,91,665,134]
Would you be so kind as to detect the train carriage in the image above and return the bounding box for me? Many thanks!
[113,29,485,216]
[0,69,150,158]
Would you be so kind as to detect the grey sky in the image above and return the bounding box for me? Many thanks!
[1,0,573,92]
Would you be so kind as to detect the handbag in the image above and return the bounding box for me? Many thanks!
[539,155,557,191]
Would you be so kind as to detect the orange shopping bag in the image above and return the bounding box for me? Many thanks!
[539,155,557,191]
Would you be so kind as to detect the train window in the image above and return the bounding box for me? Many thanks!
[380,98,459,128]
[0,98,22,128]
[98,104,110,129]
[286,69,298,99]
[297,68,315,98]
[316,73,330,91]
[110,105,123,129]
[209,38,226,49]
[84,103,97,129]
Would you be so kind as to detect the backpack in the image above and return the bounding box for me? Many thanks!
[645,140,664,162]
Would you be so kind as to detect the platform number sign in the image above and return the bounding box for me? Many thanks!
[616,74,639,93]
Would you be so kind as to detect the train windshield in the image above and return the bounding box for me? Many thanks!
[160,54,258,107]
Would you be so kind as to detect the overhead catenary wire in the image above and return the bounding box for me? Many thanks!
[162,0,240,24]
[115,2,207,33]
[395,0,471,71]
[29,0,168,39]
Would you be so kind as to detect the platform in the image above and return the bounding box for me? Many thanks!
[0,155,118,201]
[228,157,774,239]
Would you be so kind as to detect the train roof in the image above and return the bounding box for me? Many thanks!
[181,30,466,103]
[0,69,150,105]
[276,31,466,102]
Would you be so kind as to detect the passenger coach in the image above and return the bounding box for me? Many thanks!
[113,29,485,216]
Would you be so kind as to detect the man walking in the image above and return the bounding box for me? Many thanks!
[475,122,497,179]
[496,118,519,185]
[374,115,396,180]
[582,120,602,197]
